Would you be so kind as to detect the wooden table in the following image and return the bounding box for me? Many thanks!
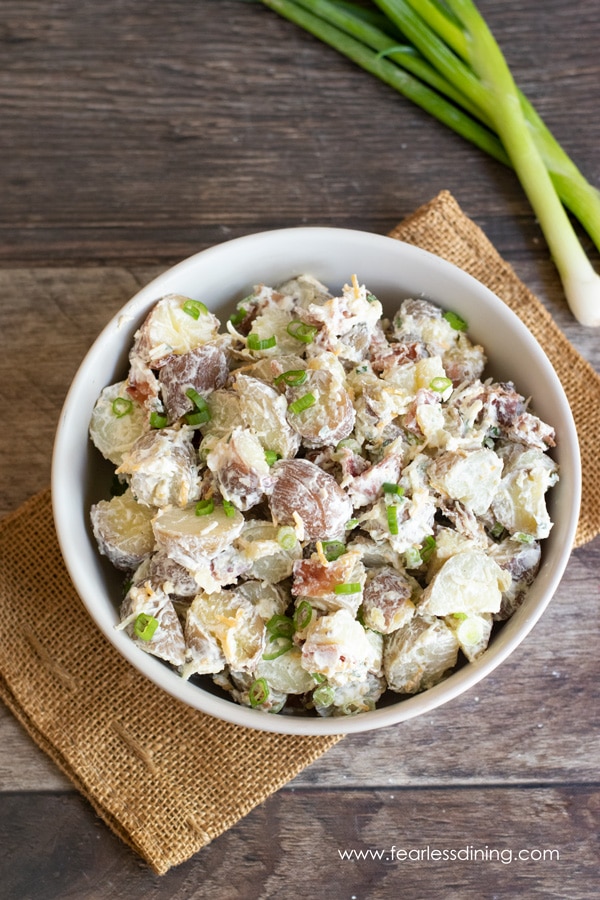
[1,2,598,896]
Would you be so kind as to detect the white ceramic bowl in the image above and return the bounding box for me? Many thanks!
[52,227,580,735]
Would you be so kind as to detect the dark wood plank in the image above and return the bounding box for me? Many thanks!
[1,0,598,271]
[0,786,597,898]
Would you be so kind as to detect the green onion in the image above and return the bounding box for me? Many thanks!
[264,449,281,466]
[229,306,247,326]
[277,526,298,550]
[274,368,308,386]
[311,672,326,684]
[403,546,422,568]
[313,684,335,706]
[443,310,468,331]
[453,612,468,621]
[288,392,316,414]
[134,613,159,641]
[321,540,346,562]
[345,518,359,530]
[514,532,535,543]
[430,376,452,393]
[262,0,600,326]
[249,677,270,707]
[263,636,294,660]
[195,498,214,516]
[266,614,295,639]
[223,500,236,517]
[293,600,313,630]
[185,387,205,408]
[489,521,506,540]
[333,582,361,594]
[366,291,379,303]
[111,397,133,418]
[149,411,167,429]
[286,319,319,343]
[386,504,398,535]
[184,392,211,427]
[182,298,208,319]
[382,482,404,496]
[420,534,437,563]
[247,333,277,350]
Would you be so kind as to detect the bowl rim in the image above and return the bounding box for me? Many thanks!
[51,225,581,735]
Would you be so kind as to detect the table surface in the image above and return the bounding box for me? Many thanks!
[1,1,599,897]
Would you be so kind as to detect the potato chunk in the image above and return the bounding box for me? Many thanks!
[186,589,264,671]
[383,615,459,694]
[132,293,220,367]
[269,458,353,542]
[159,342,230,420]
[89,381,149,467]
[120,582,186,667]
[90,488,155,571]
[206,426,272,511]
[362,565,417,634]
[428,448,503,516]
[116,426,200,508]
[153,501,245,571]
[419,550,512,617]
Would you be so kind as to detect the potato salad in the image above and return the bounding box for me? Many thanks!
[89,274,558,717]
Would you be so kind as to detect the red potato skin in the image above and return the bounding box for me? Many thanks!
[159,344,230,420]
[269,458,353,541]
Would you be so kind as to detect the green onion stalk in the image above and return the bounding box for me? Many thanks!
[260,0,600,326]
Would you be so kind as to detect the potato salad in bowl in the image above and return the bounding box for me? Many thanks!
[88,271,559,720]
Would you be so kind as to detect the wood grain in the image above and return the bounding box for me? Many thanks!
[1,0,599,892]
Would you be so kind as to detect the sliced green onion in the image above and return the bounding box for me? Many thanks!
[489,522,506,540]
[443,310,468,331]
[247,333,277,350]
[430,376,453,393]
[453,612,468,621]
[293,600,313,630]
[366,291,379,303]
[223,500,236,518]
[262,636,294,660]
[420,535,437,563]
[286,320,319,343]
[403,546,423,569]
[333,582,361,594]
[149,411,167,429]
[248,677,270,708]
[185,387,205,408]
[311,672,326,684]
[386,505,399,535]
[182,298,208,319]
[185,409,211,427]
[274,368,308,386]
[264,449,281,466]
[277,526,298,550]
[382,482,404,496]
[195,498,214,516]
[345,518,359,530]
[111,396,133,418]
[229,306,247,326]
[266,614,295,639]
[288,392,316,414]
[134,613,159,642]
[514,532,535,543]
[313,684,335,706]
[321,540,346,562]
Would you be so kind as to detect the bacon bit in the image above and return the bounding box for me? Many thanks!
[292,552,359,597]
[371,340,429,373]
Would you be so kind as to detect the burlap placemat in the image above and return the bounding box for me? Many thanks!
[0,191,597,875]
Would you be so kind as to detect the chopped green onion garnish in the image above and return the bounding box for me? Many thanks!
[286,320,318,343]
[453,612,468,621]
[182,298,208,319]
[355,364,368,374]
[229,306,247,326]
[430,376,453,393]
[195,498,214,516]
[266,614,295,639]
[404,547,423,569]
[134,613,159,642]
[382,482,404,496]
[333,582,361,594]
[247,333,277,350]
[345,518,358,530]
[111,397,133,418]
[277,526,297,551]
[387,505,398,535]
[274,368,308,386]
[293,600,313,631]
[311,672,326,684]
[264,449,281,466]
[443,310,468,331]
[420,535,437,563]
[149,411,167,429]
[185,409,211,427]
[288,392,316,415]
[366,292,379,304]
[262,636,293,660]
[313,684,335,706]
[321,540,346,562]
[222,500,236,518]
[489,522,506,539]
[248,677,270,708]
[185,387,205,408]
[514,532,535,543]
